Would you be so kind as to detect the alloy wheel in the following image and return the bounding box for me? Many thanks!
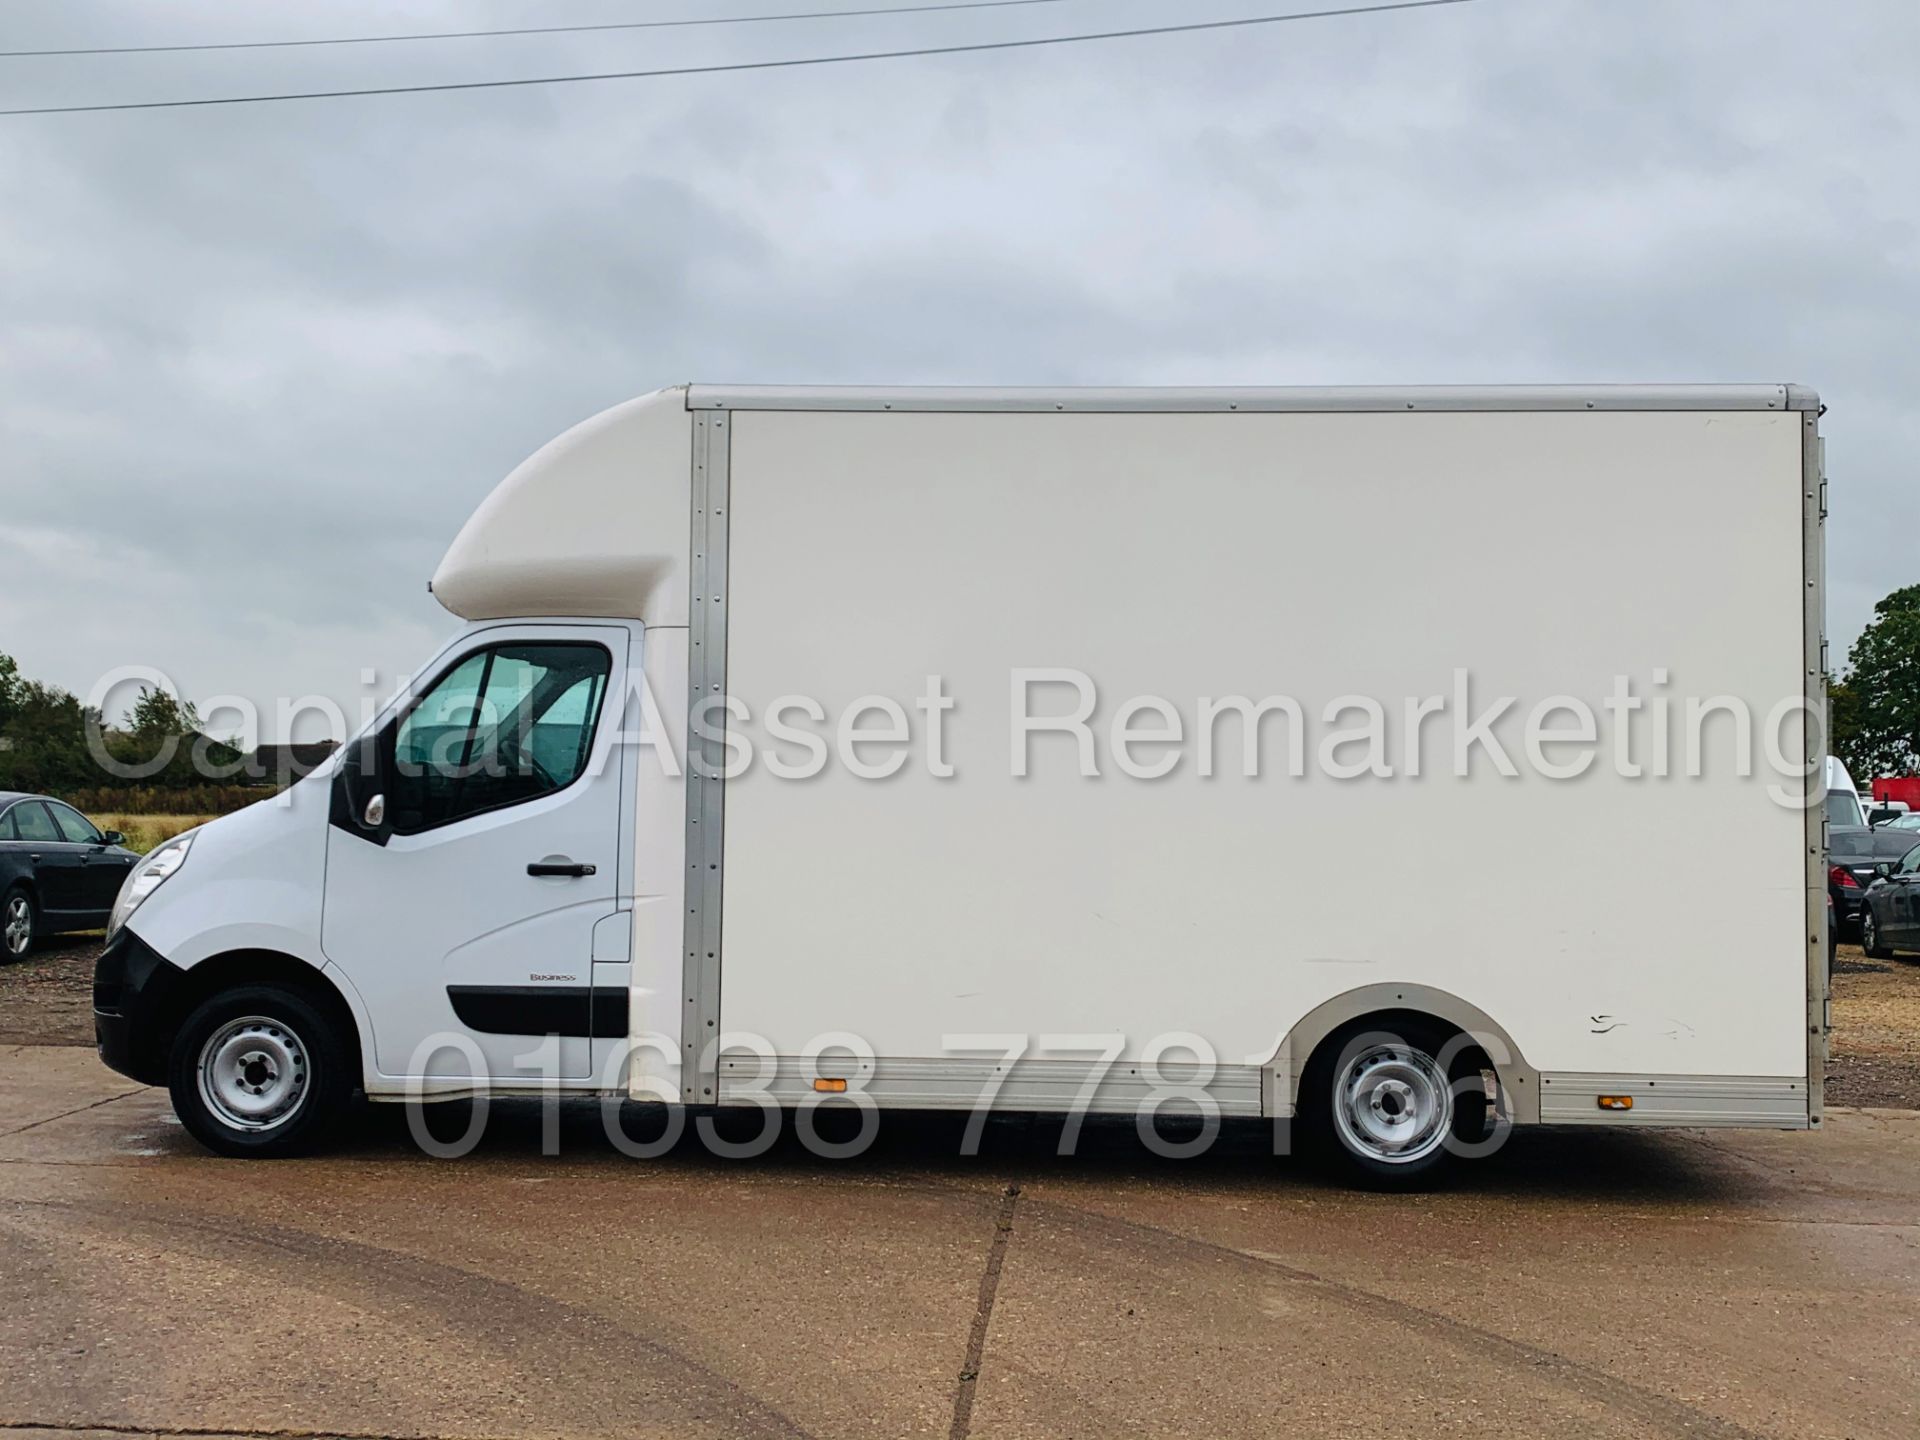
[3,895,31,958]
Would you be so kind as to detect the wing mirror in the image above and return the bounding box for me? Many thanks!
[332,733,393,841]
[1876,862,1893,880]
[101,830,126,847]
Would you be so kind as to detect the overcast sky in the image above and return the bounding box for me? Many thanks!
[2,0,1915,741]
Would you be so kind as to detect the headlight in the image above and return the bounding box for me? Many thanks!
[107,831,196,940]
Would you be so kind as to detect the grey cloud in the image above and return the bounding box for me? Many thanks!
[2,0,1916,737]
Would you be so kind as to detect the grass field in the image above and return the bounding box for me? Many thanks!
[89,813,216,854]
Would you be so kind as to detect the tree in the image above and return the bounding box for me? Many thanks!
[0,655,242,795]
[127,685,202,740]
[1828,674,1863,773]
[109,685,243,783]
[0,656,97,795]
[0,652,20,734]
[1833,584,1920,780]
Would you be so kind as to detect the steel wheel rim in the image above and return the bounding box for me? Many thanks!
[1332,1041,1453,1165]
[3,896,29,956]
[197,1016,310,1132]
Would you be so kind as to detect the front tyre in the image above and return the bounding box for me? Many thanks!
[167,985,349,1157]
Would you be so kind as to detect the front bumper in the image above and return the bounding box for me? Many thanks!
[93,927,186,1086]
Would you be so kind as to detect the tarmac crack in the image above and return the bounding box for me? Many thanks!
[0,1088,144,1139]
[946,1181,1021,1440]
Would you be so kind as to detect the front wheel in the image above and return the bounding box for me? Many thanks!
[167,985,350,1157]
[1862,908,1895,960]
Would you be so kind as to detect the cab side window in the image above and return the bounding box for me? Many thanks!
[388,643,612,834]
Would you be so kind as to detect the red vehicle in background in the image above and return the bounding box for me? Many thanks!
[1873,776,1920,810]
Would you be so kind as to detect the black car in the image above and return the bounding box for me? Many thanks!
[0,792,140,959]
[1860,841,1920,959]
[1827,821,1920,939]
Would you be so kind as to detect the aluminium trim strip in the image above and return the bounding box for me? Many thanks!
[716,1053,1264,1117]
[1538,1073,1809,1128]
[711,1058,1807,1127]
[686,383,1818,414]
[681,412,731,1101]
[1803,407,1829,1128]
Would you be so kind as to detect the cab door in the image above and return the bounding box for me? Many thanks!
[321,623,635,1083]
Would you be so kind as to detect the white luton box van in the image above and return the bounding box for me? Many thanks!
[95,384,1830,1182]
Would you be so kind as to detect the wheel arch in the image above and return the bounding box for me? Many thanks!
[159,948,365,1091]
[1266,983,1540,1125]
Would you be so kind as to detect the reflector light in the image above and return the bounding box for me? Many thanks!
[1598,1095,1633,1111]
[813,1077,848,1093]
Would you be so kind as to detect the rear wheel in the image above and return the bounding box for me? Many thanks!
[1862,908,1895,960]
[2,886,36,961]
[1302,1020,1481,1188]
[167,984,350,1157]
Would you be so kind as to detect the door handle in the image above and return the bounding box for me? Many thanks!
[28,853,40,864]
[527,860,596,878]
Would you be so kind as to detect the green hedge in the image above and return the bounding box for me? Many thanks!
[61,785,271,816]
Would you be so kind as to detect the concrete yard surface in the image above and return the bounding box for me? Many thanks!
[0,1045,1915,1440]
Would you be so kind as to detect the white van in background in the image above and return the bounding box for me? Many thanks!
[1829,755,1866,828]
[94,384,1829,1183]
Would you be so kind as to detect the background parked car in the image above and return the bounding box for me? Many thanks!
[0,792,139,959]
[1829,819,1920,939]
[1860,843,1920,960]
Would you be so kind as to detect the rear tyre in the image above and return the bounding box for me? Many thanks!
[1861,908,1894,960]
[1301,1021,1473,1189]
[167,984,350,1157]
[2,886,36,961]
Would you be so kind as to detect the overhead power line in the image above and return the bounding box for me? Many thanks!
[0,0,1478,117]
[0,0,1084,60]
